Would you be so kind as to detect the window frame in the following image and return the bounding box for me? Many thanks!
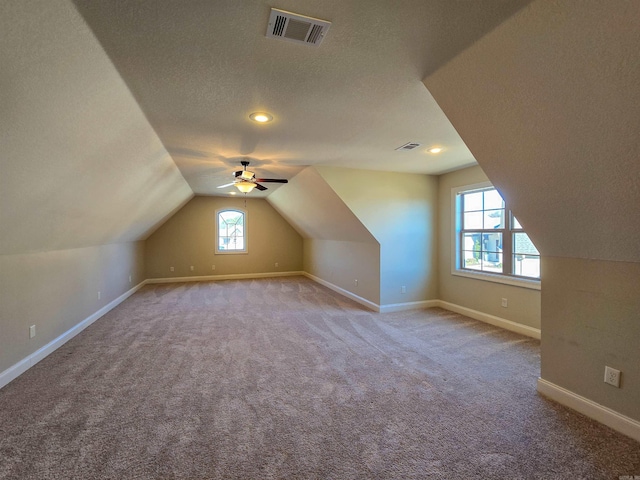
[451,182,540,290]
[215,208,248,255]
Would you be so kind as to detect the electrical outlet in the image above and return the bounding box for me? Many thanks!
[401,286,406,294]
[29,325,36,339]
[129,275,132,283]
[212,265,216,270]
[604,366,621,388]
[97,291,101,300]
[501,298,508,308]
[275,262,279,267]
[354,279,358,286]
[170,266,174,272]
[190,265,194,271]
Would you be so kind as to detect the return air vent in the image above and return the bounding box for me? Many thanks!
[395,142,422,151]
[266,8,331,46]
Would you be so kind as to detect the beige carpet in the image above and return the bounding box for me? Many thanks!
[0,276,638,479]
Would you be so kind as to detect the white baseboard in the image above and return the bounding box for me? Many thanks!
[434,300,541,339]
[303,273,380,312]
[146,271,304,284]
[301,276,443,314]
[379,300,439,313]
[300,275,541,339]
[0,280,147,390]
[1,275,540,391]
[537,378,640,443]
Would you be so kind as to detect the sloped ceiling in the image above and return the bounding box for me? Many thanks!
[268,167,377,244]
[71,0,534,196]
[0,2,193,255]
[424,0,640,263]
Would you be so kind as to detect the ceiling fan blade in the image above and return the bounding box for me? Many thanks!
[254,183,268,191]
[217,182,236,188]
[255,178,288,183]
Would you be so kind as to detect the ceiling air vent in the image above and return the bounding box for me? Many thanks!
[266,8,331,46]
[395,142,422,151]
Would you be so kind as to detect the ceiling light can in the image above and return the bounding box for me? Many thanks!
[249,112,273,123]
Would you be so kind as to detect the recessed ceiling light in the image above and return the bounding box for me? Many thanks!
[428,147,443,154]
[249,112,273,123]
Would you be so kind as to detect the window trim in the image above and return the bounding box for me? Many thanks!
[451,182,540,291]
[215,208,248,255]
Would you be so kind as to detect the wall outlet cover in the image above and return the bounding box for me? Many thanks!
[604,366,621,388]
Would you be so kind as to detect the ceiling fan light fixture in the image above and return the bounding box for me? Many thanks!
[235,181,257,193]
[249,112,273,123]
[240,170,255,180]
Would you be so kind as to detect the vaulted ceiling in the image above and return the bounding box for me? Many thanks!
[72,0,533,196]
[0,0,533,256]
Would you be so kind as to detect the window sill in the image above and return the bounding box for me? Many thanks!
[215,250,248,255]
[452,269,541,290]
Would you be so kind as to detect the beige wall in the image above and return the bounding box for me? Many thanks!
[316,167,439,306]
[425,0,639,423]
[0,242,145,376]
[438,166,541,329]
[268,167,376,242]
[425,1,640,265]
[268,167,380,304]
[304,239,381,304]
[0,1,192,256]
[145,196,303,279]
[541,257,640,420]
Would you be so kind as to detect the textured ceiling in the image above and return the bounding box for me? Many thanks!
[72,0,533,197]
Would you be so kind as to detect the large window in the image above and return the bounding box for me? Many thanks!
[216,209,247,254]
[454,183,540,286]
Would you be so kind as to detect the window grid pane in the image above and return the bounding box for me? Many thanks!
[513,232,539,255]
[483,209,505,229]
[462,250,482,270]
[512,215,522,230]
[483,189,504,210]
[463,191,483,212]
[464,211,483,229]
[482,233,502,253]
[513,254,540,278]
[482,253,503,273]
